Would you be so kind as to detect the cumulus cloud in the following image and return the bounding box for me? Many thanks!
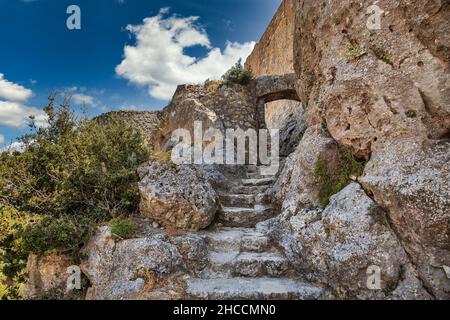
[71,93,96,106]
[0,73,47,128]
[0,134,4,144]
[0,73,33,102]
[0,100,48,128]
[116,8,255,100]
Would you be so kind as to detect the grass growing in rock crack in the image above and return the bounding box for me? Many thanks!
[314,147,367,208]
[110,218,136,241]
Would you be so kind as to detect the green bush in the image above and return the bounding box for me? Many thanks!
[110,218,136,240]
[21,215,91,255]
[0,97,150,220]
[0,96,150,298]
[314,147,366,208]
[222,59,254,85]
[0,206,32,300]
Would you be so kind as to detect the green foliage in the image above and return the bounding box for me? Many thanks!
[374,48,394,66]
[405,110,417,118]
[314,147,367,208]
[21,215,91,255]
[109,218,136,241]
[0,96,150,220]
[0,95,150,298]
[0,206,32,300]
[222,59,254,85]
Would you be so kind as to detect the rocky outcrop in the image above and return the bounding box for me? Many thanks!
[360,138,450,299]
[81,226,208,300]
[259,183,432,300]
[95,110,162,147]
[138,161,219,232]
[293,0,449,155]
[271,125,339,210]
[288,0,450,298]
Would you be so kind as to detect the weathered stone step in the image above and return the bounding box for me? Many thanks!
[199,228,270,252]
[208,251,289,277]
[218,206,274,227]
[242,177,274,187]
[219,194,255,208]
[229,185,269,195]
[187,277,324,300]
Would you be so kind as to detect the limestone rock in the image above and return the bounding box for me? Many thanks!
[360,139,450,299]
[81,226,207,300]
[24,254,73,299]
[271,125,339,209]
[138,161,219,231]
[293,0,449,158]
[259,183,433,299]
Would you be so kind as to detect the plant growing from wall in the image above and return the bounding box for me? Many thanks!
[314,147,367,208]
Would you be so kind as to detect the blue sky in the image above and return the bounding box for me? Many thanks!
[0,0,280,148]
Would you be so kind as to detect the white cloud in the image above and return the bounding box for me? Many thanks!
[71,93,96,106]
[0,134,4,144]
[0,100,47,128]
[0,73,33,102]
[0,73,47,128]
[116,9,255,100]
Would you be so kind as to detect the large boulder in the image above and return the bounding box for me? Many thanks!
[271,125,339,209]
[258,183,432,299]
[138,161,219,231]
[81,226,207,300]
[360,138,450,299]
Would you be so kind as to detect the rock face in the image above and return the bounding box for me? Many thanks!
[24,254,73,299]
[95,110,162,148]
[293,0,449,156]
[81,226,208,300]
[271,125,339,210]
[360,139,450,299]
[259,183,432,299]
[138,161,219,231]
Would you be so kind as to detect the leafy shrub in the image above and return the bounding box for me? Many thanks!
[222,59,254,85]
[314,147,366,208]
[21,215,91,255]
[0,96,150,298]
[0,97,150,220]
[109,218,136,240]
[0,206,32,300]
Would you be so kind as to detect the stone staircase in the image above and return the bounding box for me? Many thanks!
[186,165,325,300]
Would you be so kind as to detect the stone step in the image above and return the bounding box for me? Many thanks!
[219,194,255,208]
[229,185,269,195]
[187,277,324,300]
[242,177,274,187]
[199,227,270,252]
[208,251,290,277]
[218,206,274,228]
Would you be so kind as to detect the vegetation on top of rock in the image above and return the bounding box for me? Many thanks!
[314,147,366,208]
[222,59,255,85]
[0,95,150,299]
[109,218,136,241]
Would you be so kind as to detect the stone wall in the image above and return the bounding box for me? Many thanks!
[244,0,301,131]
[245,0,295,76]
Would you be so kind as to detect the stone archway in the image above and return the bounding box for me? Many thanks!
[253,73,301,130]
